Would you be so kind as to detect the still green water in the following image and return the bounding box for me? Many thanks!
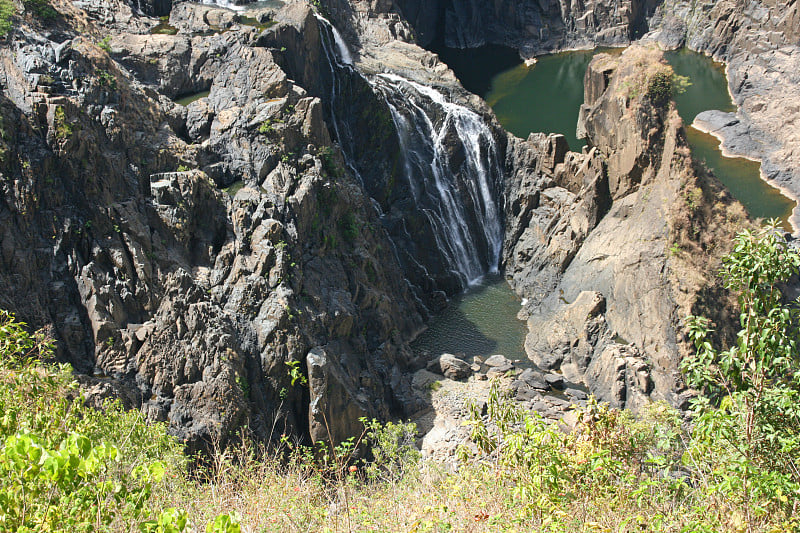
[664,49,795,224]
[485,49,621,151]
[412,275,528,363]
[174,90,210,106]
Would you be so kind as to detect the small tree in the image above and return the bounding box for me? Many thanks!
[684,220,800,526]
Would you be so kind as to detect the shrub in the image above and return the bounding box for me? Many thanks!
[97,69,117,91]
[22,0,56,21]
[53,106,73,140]
[98,35,112,53]
[318,146,341,177]
[339,211,358,242]
[646,70,690,109]
[0,310,240,532]
[684,219,800,527]
[646,70,673,108]
[0,0,15,37]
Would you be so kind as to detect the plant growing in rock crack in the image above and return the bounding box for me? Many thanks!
[53,106,73,140]
[97,35,112,53]
[96,69,117,91]
[258,119,274,135]
[285,359,307,388]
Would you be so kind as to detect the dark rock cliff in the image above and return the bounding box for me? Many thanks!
[2,0,797,450]
[393,0,662,55]
[0,0,430,450]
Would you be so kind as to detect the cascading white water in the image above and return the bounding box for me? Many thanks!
[314,13,504,288]
[202,0,246,10]
[375,74,504,283]
[313,13,365,185]
[317,14,354,65]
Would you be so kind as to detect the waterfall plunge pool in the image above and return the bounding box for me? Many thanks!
[411,274,530,365]
[416,43,797,367]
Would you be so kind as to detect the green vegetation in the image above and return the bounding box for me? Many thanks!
[97,36,112,54]
[684,220,800,528]
[0,223,797,531]
[53,106,73,140]
[222,180,244,197]
[22,0,56,21]
[284,359,307,387]
[96,69,117,92]
[645,70,689,109]
[318,146,342,178]
[339,211,358,242]
[0,0,15,37]
[0,310,238,532]
[258,119,274,135]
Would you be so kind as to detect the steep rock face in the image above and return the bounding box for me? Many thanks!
[503,46,746,408]
[392,0,662,56]
[646,0,800,229]
[266,3,508,303]
[0,2,427,450]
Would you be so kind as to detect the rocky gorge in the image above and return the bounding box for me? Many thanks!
[0,0,797,456]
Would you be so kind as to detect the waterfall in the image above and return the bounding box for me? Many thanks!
[313,14,364,185]
[202,0,246,10]
[314,14,504,290]
[374,74,504,284]
[315,13,353,65]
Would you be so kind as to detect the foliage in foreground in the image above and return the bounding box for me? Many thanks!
[0,221,798,531]
[0,310,237,532]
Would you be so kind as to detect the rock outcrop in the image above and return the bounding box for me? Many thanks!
[645,0,800,230]
[0,0,431,450]
[503,45,746,409]
[390,0,660,55]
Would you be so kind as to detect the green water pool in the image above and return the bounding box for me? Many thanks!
[665,49,795,225]
[412,275,528,363]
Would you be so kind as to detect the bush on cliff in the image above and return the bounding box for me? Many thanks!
[685,219,800,528]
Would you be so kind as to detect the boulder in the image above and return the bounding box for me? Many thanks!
[427,353,472,380]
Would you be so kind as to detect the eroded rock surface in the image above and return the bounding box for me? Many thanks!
[503,45,746,410]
